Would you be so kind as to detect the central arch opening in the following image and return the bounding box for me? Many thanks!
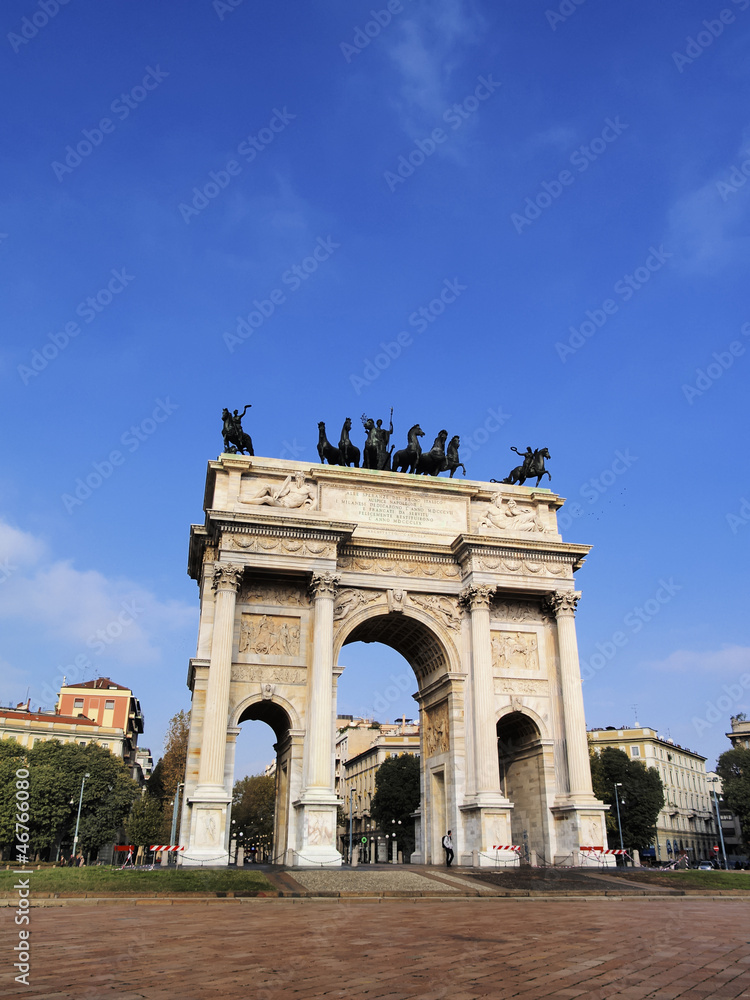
[335,610,454,865]
[497,711,548,861]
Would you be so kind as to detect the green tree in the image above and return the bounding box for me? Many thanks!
[370,753,420,858]
[716,746,750,851]
[125,793,168,849]
[232,774,275,856]
[590,747,664,851]
[146,709,191,839]
[0,738,139,860]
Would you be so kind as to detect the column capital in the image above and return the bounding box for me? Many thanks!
[308,572,340,600]
[459,584,496,611]
[543,591,581,618]
[212,564,244,594]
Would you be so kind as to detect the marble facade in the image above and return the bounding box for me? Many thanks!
[181,455,608,867]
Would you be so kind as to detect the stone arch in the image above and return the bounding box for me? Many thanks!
[230,695,300,865]
[335,605,461,864]
[496,710,551,861]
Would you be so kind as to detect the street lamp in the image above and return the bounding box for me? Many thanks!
[72,772,90,861]
[169,781,184,851]
[708,777,728,870]
[614,782,624,852]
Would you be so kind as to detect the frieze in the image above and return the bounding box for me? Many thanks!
[474,554,567,577]
[424,701,450,756]
[490,599,547,623]
[231,664,307,684]
[409,593,461,632]
[226,535,334,559]
[337,552,460,580]
[476,496,550,535]
[239,614,301,656]
[239,581,310,607]
[495,678,548,695]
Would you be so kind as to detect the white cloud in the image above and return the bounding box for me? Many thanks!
[385,0,487,130]
[646,645,750,675]
[0,518,196,707]
[0,520,47,569]
[667,133,750,273]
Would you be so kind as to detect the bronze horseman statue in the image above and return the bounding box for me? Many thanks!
[221,404,254,455]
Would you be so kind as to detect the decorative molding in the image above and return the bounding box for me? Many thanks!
[543,591,581,618]
[409,593,461,632]
[309,572,340,600]
[333,588,383,621]
[474,554,568,577]
[231,664,306,684]
[239,613,300,656]
[495,678,548,696]
[212,565,243,593]
[424,701,450,756]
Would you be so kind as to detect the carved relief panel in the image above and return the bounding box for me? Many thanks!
[423,701,450,756]
[491,631,539,673]
[239,613,301,656]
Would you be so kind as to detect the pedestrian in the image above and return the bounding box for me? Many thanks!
[442,830,454,867]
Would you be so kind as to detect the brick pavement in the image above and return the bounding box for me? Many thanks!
[3,899,748,999]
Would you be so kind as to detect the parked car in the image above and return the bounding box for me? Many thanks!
[697,860,714,871]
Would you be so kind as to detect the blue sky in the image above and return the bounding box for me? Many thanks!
[2,0,749,779]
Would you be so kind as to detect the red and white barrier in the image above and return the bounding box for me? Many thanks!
[579,846,627,855]
[492,845,521,852]
[150,845,185,852]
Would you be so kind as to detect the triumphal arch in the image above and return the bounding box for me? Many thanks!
[181,453,608,866]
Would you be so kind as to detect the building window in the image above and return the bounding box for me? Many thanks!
[74,698,84,708]
[101,742,109,749]
[631,747,640,757]
[79,741,87,747]
[105,699,115,710]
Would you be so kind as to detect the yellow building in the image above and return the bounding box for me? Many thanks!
[335,717,420,860]
[588,726,717,863]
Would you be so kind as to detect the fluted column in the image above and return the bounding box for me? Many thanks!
[544,591,593,798]
[302,571,339,796]
[196,564,243,792]
[460,584,503,801]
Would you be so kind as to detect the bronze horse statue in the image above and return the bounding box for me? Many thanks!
[338,417,360,468]
[392,424,424,474]
[317,422,342,465]
[362,410,393,470]
[417,430,448,475]
[444,436,466,478]
[499,447,551,487]
[222,406,254,455]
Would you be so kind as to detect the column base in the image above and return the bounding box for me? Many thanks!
[459,801,517,865]
[183,790,232,867]
[292,797,342,868]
